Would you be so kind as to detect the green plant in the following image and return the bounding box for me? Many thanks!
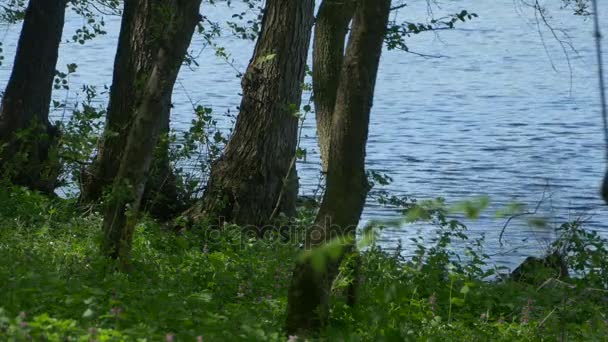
[2,183,608,340]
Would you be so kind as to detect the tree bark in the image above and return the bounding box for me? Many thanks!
[140,116,183,221]
[82,1,180,219]
[286,0,391,335]
[189,0,315,227]
[313,0,355,173]
[0,0,68,193]
[102,0,201,263]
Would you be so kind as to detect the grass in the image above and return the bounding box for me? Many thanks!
[1,185,608,341]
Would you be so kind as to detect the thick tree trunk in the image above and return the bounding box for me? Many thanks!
[102,0,201,263]
[313,0,355,173]
[82,1,179,219]
[286,0,391,335]
[81,1,153,203]
[190,0,315,227]
[0,0,67,193]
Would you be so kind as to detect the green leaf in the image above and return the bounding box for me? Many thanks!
[528,216,548,228]
[450,196,490,219]
[459,285,470,295]
[82,308,94,319]
[257,53,276,65]
[450,297,465,306]
[495,202,525,218]
[67,63,78,73]
[188,291,213,303]
[404,206,428,222]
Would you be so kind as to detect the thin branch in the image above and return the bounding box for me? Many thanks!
[538,307,557,327]
[534,0,577,94]
[398,47,447,59]
[390,4,407,11]
[269,108,308,222]
[498,186,550,247]
[269,92,312,221]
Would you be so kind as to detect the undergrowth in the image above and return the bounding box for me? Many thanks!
[1,184,608,341]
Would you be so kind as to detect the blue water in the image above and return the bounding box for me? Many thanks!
[1,1,607,268]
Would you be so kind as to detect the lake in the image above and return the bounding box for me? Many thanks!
[1,0,607,268]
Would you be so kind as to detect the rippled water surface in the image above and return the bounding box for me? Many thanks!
[1,1,607,267]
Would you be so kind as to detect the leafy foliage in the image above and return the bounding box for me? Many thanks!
[561,0,591,15]
[2,186,608,340]
[385,10,479,54]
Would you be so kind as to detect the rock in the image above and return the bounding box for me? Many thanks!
[509,251,569,285]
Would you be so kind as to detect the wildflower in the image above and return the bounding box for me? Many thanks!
[19,311,26,319]
[197,336,203,342]
[288,335,298,342]
[110,307,123,317]
[237,284,247,297]
[19,321,27,328]
[428,293,437,315]
[521,298,533,324]
[165,333,174,342]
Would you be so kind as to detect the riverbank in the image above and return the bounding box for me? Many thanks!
[1,185,607,341]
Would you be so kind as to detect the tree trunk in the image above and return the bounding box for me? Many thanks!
[82,1,179,219]
[140,116,183,221]
[313,0,355,173]
[190,0,315,227]
[0,0,67,193]
[286,0,391,335]
[102,0,201,263]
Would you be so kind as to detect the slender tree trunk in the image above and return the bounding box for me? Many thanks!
[102,0,201,263]
[313,0,355,173]
[140,116,183,221]
[189,0,315,227]
[0,0,68,193]
[286,0,391,335]
[82,1,179,219]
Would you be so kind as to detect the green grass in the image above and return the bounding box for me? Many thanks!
[1,185,608,341]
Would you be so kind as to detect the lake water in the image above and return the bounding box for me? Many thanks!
[1,1,607,268]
